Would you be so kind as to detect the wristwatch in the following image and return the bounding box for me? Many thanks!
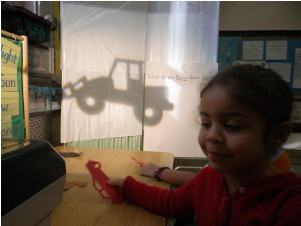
[153,167,170,181]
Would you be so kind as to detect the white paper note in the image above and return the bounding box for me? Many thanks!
[270,63,291,82]
[243,41,264,60]
[266,41,287,60]
[293,48,301,89]
[291,101,301,123]
[235,60,267,67]
[144,62,218,157]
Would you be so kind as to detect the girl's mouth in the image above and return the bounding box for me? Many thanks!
[208,151,232,162]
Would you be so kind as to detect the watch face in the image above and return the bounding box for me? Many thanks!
[153,170,160,180]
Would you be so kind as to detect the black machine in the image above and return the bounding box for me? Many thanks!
[1,139,66,226]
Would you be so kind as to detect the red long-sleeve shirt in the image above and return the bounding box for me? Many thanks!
[122,166,301,226]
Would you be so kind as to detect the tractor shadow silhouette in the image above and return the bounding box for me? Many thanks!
[63,59,173,126]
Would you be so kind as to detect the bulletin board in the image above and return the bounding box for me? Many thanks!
[218,34,301,132]
[218,35,301,94]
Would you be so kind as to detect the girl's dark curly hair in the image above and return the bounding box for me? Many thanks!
[201,64,293,141]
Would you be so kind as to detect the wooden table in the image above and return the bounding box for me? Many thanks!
[51,146,174,226]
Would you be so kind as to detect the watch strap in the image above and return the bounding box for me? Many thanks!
[153,166,170,181]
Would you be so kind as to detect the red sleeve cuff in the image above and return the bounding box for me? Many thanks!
[122,176,136,201]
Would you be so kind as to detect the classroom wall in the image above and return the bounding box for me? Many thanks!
[219,1,301,31]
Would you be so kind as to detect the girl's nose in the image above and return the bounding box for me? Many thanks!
[206,126,224,144]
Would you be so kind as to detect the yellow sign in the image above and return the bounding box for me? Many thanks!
[1,37,21,121]
[2,74,18,91]
[1,115,12,125]
[1,37,20,67]
[1,122,12,138]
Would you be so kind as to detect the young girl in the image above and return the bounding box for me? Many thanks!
[108,65,301,225]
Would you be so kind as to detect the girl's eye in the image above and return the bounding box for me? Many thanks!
[201,122,211,128]
[225,124,241,131]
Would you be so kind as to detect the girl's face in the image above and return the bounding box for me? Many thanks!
[198,85,271,174]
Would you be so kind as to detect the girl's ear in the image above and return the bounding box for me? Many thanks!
[269,121,292,149]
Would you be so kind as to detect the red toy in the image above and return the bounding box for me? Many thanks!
[86,160,124,204]
[131,157,145,167]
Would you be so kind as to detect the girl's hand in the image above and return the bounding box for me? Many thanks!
[107,178,125,188]
[139,162,160,178]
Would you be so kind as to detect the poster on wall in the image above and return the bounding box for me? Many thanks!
[242,41,264,60]
[1,37,21,139]
[270,63,292,82]
[293,48,301,89]
[266,40,287,60]
[143,62,218,157]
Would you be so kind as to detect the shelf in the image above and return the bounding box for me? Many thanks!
[219,30,301,37]
[1,4,55,43]
[29,43,49,50]
[29,72,61,87]
[30,109,61,118]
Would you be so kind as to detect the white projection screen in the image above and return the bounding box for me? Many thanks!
[60,2,147,143]
[60,2,219,157]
